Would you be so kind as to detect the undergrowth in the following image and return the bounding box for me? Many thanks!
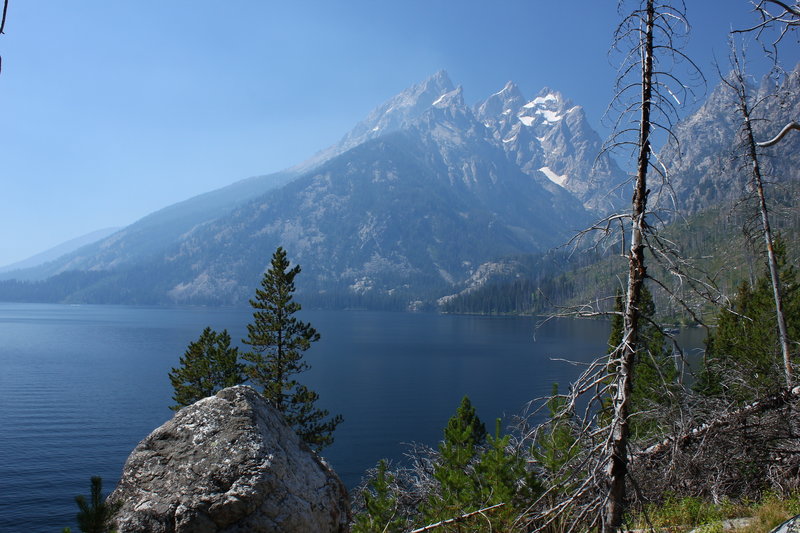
[627,492,800,532]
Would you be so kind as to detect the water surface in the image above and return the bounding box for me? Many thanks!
[0,303,702,531]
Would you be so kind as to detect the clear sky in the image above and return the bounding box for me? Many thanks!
[1,1,798,267]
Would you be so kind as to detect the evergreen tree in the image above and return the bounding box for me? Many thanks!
[422,397,535,530]
[353,459,405,533]
[697,238,799,402]
[533,383,580,531]
[242,246,342,450]
[476,418,539,527]
[608,290,624,354]
[423,396,487,524]
[168,327,243,410]
[630,285,678,438]
[533,383,579,481]
[74,477,121,533]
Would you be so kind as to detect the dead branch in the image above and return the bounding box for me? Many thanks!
[406,503,507,533]
[734,1,800,61]
[637,386,800,460]
[757,120,800,146]
[631,386,800,502]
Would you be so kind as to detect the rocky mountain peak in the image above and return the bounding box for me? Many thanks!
[292,71,457,172]
[340,70,456,143]
[517,88,574,128]
[424,69,455,93]
[432,85,466,109]
[474,81,527,122]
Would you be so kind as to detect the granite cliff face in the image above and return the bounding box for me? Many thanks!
[475,83,627,213]
[110,386,350,533]
[658,64,800,215]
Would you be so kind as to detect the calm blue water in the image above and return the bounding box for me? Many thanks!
[0,303,705,531]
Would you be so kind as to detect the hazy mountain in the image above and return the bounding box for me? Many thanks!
[1,71,631,306]
[160,86,590,304]
[0,170,297,282]
[0,227,120,274]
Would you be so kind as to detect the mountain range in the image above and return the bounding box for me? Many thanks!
[4,65,797,309]
[0,71,627,306]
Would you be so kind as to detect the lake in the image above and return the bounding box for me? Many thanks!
[0,303,705,531]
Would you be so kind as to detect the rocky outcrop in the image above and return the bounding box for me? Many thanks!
[110,385,350,532]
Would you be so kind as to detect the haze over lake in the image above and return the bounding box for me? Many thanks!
[0,303,705,531]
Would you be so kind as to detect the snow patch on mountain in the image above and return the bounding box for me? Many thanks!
[529,93,559,106]
[540,166,569,187]
[535,109,563,122]
[475,82,627,213]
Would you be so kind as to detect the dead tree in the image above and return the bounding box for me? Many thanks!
[738,0,800,53]
[601,2,705,530]
[720,43,795,389]
[521,2,703,532]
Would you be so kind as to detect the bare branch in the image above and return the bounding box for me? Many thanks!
[406,503,507,533]
[757,120,800,146]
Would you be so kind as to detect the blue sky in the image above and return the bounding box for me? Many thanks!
[1,1,798,267]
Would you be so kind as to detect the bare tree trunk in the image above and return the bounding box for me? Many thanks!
[725,47,794,390]
[604,2,654,531]
[525,3,701,530]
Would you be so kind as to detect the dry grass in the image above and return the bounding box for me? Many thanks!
[627,493,800,533]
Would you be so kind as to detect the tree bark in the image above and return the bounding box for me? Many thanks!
[729,52,794,389]
[603,1,654,531]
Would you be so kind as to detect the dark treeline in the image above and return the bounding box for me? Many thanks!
[440,249,606,315]
[0,271,111,303]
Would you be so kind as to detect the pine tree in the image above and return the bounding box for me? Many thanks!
[422,397,535,530]
[533,383,580,531]
[353,459,405,533]
[74,477,121,533]
[423,396,487,524]
[697,238,799,403]
[629,285,678,439]
[476,418,539,527]
[242,246,342,451]
[608,290,624,354]
[168,327,243,410]
[534,383,579,481]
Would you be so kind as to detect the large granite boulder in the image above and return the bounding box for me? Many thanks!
[110,385,350,532]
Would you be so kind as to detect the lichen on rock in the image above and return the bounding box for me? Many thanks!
[110,385,350,532]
